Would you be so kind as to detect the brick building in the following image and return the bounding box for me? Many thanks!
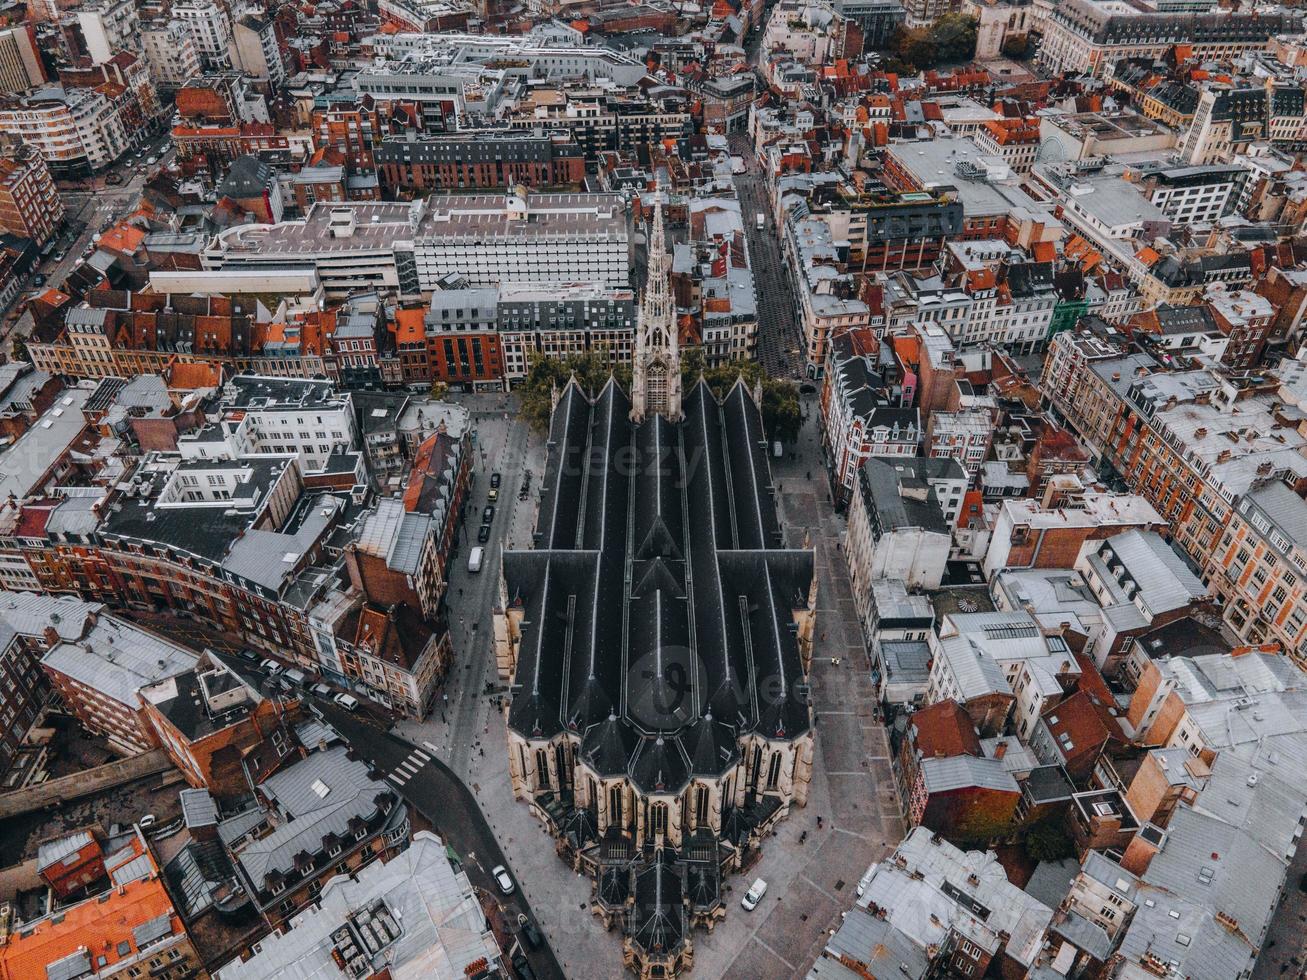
[375,130,586,195]
[0,143,64,246]
[140,652,302,794]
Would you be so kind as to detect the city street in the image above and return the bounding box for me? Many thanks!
[317,702,565,980]
[5,133,173,358]
[731,133,805,380]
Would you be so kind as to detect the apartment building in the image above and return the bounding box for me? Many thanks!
[0,86,130,177]
[973,119,1041,174]
[204,193,632,296]
[983,486,1167,578]
[217,746,410,930]
[497,281,636,382]
[230,15,284,87]
[812,829,1053,978]
[0,144,63,246]
[215,830,502,978]
[139,651,300,793]
[375,130,586,195]
[41,613,199,755]
[0,24,46,94]
[1037,0,1289,77]
[76,0,139,65]
[140,21,202,92]
[0,593,95,778]
[846,457,957,609]
[785,215,870,378]
[173,0,233,67]
[1042,338,1307,660]
[179,375,359,476]
[0,830,204,980]
[925,408,992,482]
[820,329,917,509]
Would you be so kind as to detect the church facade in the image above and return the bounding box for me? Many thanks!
[493,203,818,979]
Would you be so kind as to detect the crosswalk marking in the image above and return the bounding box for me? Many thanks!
[398,760,420,774]
[412,750,431,762]
[387,772,408,786]
[423,741,440,754]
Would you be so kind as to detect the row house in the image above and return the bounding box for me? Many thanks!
[1040,334,1307,660]
[819,328,915,509]
[218,745,410,930]
[375,129,586,195]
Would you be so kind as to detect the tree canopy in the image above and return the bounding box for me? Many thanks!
[515,348,802,443]
[887,14,978,72]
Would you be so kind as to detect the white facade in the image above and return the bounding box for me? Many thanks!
[141,22,202,90]
[0,88,129,171]
[77,0,139,65]
[173,0,233,66]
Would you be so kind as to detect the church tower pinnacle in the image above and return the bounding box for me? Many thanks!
[630,188,681,423]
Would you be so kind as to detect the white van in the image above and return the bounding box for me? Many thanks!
[283,668,307,686]
[468,546,484,573]
[741,878,768,910]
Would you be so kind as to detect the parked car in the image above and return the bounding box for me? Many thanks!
[487,487,498,503]
[52,250,65,261]
[468,546,485,572]
[138,813,156,828]
[511,953,537,980]
[146,156,157,165]
[477,523,492,543]
[310,683,332,697]
[259,659,283,674]
[482,505,495,523]
[491,865,515,895]
[32,273,45,286]
[490,472,502,489]
[741,878,768,911]
[283,668,307,686]
[236,649,259,663]
[333,693,360,711]
[856,865,875,897]
[517,914,542,949]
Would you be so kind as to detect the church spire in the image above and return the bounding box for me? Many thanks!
[631,185,681,423]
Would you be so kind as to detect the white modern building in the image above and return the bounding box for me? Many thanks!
[0,86,130,176]
[77,0,139,65]
[141,22,202,91]
[846,457,955,601]
[172,0,233,67]
[204,192,632,296]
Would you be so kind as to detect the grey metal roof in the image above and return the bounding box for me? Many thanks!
[36,831,94,872]
[920,755,1020,795]
[0,592,99,640]
[226,746,397,884]
[132,913,174,947]
[1091,530,1206,616]
[41,616,198,707]
[180,788,219,828]
[0,388,91,500]
[222,494,343,591]
[46,950,91,980]
[212,831,502,979]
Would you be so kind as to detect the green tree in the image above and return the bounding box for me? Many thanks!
[681,353,802,443]
[518,349,802,443]
[517,348,631,431]
[1001,33,1030,59]
[429,380,449,399]
[1024,821,1076,862]
[928,13,978,64]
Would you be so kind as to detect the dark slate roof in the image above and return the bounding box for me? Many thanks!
[506,376,813,774]
[629,853,686,956]
[217,155,274,199]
